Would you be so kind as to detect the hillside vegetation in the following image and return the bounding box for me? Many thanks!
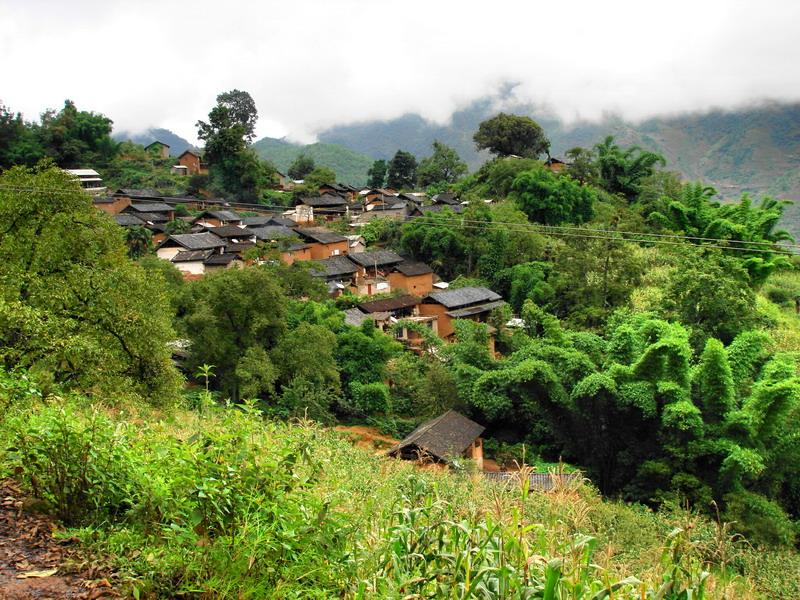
[2,384,799,598]
[252,136,373,186]
[318,94,800,235]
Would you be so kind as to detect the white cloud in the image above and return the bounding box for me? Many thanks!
[2,0,800,143]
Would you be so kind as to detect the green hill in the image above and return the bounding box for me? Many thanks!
[318,96,800,236]
[251,137,373,186]
[113,127,197,157]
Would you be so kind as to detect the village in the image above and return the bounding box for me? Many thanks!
[65,154,582,485]
[72,150,558,352]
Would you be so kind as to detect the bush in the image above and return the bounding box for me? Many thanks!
[350,381,390,414]
[6,403,139,524]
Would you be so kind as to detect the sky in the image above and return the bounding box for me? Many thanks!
[3,0,800,143]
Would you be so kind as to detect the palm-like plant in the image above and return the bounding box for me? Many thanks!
[125,225,152,259]
[594,136,666,200]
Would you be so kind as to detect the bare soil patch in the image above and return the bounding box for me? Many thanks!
[0,480,117,600]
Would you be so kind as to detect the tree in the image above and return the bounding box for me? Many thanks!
[37,100,118,168]
[510,168,596,225]
[593,136,665,200]
[386,150,417,189]
[0,104,44,169]
[663,250,757,347]
[0,165,181,403]
[183,266,288,401]
[303,166,337,190]
[473,113,550,159]
[125,226,153,259]
[564,147,598,185]
[288,154,315,180]
[215,89,258,143]
[367,159,387,188]
[196,90,274,201]
[416,141,468,187]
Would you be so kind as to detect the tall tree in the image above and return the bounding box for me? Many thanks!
[366,159,387,188]
[288,153,315,180]
[37,100,118,168]
[0,165,181,403]
[0,104,44,169]
[215,89,258,143]
[473,113,550,159]
[196,90,274,200]
[386,150,417,189]
[416,140,468,187]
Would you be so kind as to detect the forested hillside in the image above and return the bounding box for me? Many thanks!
[252,136,372,186]
[319,96,800,234]
[113,127,197,156]
[2,93,800,598]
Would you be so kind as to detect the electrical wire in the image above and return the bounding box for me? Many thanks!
[1,184,796,256]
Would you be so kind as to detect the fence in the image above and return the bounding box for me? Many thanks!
[483,471,582,491]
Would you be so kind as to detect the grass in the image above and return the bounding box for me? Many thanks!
[2,391,799,599]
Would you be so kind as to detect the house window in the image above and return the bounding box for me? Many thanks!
[332,249,340,256]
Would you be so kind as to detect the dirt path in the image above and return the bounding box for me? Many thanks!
[0,480,117,600]
[334,425,399,453]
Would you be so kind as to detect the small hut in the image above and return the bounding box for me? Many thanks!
[387,410,484,469]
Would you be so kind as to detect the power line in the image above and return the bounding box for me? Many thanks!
[1,184,796,256]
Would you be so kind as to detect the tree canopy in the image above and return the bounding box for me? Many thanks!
[473,113,550,159]
[386,150,417,189]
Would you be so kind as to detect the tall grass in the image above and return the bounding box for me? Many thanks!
[0,394,793,598]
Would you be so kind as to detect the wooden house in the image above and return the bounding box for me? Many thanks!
[544,157,567,173]
[144,141,170,159]
[93,195,131,215]
[417,286,504,346]
[156,232,226,261]
[177,150,206,175]
[293,227,349,260]
[388,261,434,296]
[193,210,243,228]
[387,410,484,470]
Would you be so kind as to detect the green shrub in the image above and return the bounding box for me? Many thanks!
[6,403,139,524]
[349,381,390,414]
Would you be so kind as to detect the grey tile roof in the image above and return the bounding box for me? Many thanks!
[347,250,405,268]
[250,225,298,241]
[294,227,347,245]
[204,225,254,238]
[446,299,506,318]
[394,260,433,276]
[167,232,226,250]
[206,210,241,221]
[114,214,146,227]
[131,212,169,223]
[129,202,173,213]
[299,194,349,207]
[204,253,241,266]
[172,249,212,262]
[310,256,359,279]
[241,216,272,226]
[387,410,485,463]
[424,286,502,309]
